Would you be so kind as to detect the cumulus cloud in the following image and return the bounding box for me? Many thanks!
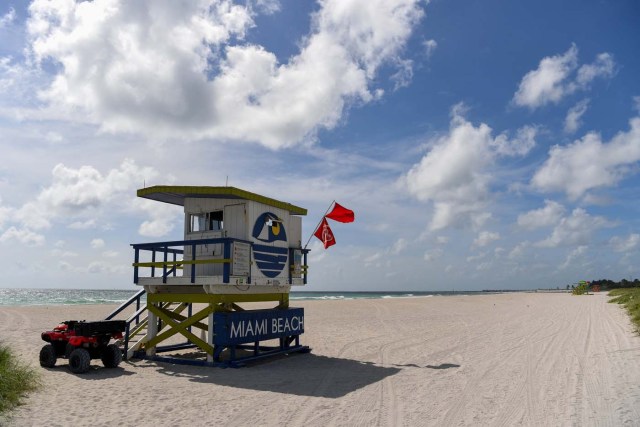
[68,219,96,230]
[402,104,536,231]
[12,159,158,231]
[391,59,414,90]
[491,125,537,156]
[513,44,614,109]
[424,248,442,262]
[0,227,45,246]
[564,99,589,134]
[517,200,565,230]
[609,233,640,253]
[536,208,609,248]
[575,53,615,87]
[532,117,640,200]
[137,199,180,237]
[473,231,500,247]
[560,245,588,270]
[391,238,408,254]
[423,39,437,58]
[508,241,529,259]
[0,198,13,230]
[91,238,105,249]
[24,0,424,148]
[1,159,181,244]
[0,7,15,28]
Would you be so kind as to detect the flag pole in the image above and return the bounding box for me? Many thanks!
[303,200,335,250]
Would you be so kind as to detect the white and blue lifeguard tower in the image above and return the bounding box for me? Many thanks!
[107,186,310,367]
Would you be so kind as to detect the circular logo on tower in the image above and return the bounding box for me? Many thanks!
[252,212,288,278]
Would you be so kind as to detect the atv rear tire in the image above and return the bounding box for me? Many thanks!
[69,348,91,374]
[39,344,57,368]
[101,344,122,368]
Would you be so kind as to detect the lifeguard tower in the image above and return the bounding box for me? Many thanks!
[110,186,310,367]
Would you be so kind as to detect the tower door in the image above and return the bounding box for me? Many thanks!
[223,203,247,239]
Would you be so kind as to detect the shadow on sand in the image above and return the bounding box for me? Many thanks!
[392,362,461,370]
[136,352,400,398]
[43,364,135,380]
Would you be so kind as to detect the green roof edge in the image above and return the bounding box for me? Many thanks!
[137,186,307,215]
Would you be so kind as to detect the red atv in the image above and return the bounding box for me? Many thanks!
[39,320,126,374]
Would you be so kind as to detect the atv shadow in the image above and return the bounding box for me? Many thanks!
[43,364,135,379]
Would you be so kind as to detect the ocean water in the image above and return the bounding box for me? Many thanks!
[0,288,491,306]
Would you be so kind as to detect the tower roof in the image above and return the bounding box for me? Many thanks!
[137,185,307,215]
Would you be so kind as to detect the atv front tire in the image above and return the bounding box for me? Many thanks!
[39,344,57,368]
[68,348,91,374]
[101,344,122,368]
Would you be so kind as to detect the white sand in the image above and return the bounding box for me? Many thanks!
[1,292,639,426]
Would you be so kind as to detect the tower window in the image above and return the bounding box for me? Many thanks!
[189,211,223,232]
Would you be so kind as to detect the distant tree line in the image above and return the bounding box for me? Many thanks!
[586,279,639,290]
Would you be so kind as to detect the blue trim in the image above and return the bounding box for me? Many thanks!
[253,244,288,254]
[223,242,230,283]
[133,249,139,284]
[253,253,287,263]
[255,261,286,271]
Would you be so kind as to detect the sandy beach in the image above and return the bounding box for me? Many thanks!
[1,292,639,426]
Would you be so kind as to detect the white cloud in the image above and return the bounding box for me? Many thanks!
[0,227,45,246]
[136,199,180,237]
[517,200,565,230]
[575,53,614,87]
[402,104,536,231]
[86,261,127,275]
[10,159,159,233]
[254,0,281,15]
[532,117,640,200]
[536,208,609,248]
[423,39,437,58]
[560,245,588,270]
[403,105,493,231]
[68,219,96,230]
[51,248,78,258]
[23,0,424,148]
[609,234,640,253]
[102,250,119,258]
[466,252,486,263]
[564,99,589,134]
[364,252,382,266]
[0,198,13,230]
[91,238,105,249]
[473,231,500,247]
[508,241,529,259]
[634,96,640,113]
[423,248,442,262]
[513,45,615,109]
[513,44,578,109]
[491,125,537,156]
[391,59,414,90]
[0,7,15,28]
[436,236,449,244]
[391,238,408,254]
[0,159,180,245]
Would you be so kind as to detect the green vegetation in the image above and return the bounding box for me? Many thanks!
[608,288,640,334]
[572,283,589,295]
[590,278,639,290]
[0,343,40,415]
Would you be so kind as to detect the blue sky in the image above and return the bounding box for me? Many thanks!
[0,0,639,291]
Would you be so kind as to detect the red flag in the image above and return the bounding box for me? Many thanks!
[314,217,336,249]
[326,202,354,223]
